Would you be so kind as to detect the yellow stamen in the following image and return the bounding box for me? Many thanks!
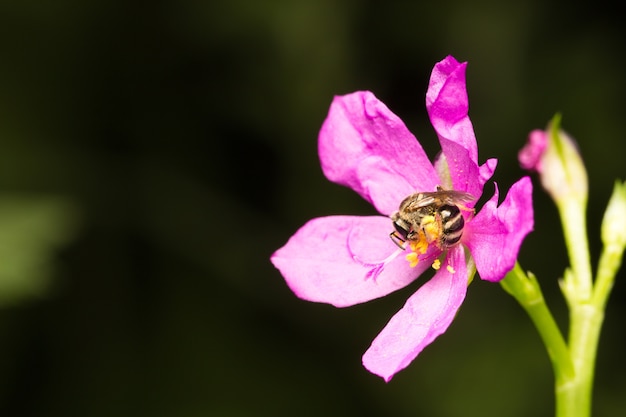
[405,252,419,268]
[431,259,441,270]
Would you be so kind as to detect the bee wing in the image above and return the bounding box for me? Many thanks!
[442,191,476,205]
[400,190,476,212]
[402,194,437,210]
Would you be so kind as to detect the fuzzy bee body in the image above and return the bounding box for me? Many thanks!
[390,187,474,250]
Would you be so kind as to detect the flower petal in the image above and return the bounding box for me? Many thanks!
[271,215,437,308]
[319,91,439,215]
[464,177,534,282]
[479,158,498,190]
[426,56,484,197]
[426,56,477,162]
[362,245,468,381]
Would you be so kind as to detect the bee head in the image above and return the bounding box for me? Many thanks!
[389,217,412,249]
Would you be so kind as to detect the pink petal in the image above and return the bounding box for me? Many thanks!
[464,177,534,282]
[435,139,484,198]
[271,215,438,308]
[426,56,477,162]
[426,56,484,197]
[479,158,498,190]
[319,91,439,216]
[362,245,468,381]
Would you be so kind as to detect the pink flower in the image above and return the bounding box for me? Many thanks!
[271,56,534,381]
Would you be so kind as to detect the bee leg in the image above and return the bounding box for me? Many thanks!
[389,231,407,249]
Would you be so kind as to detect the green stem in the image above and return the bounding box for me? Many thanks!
[593,243,623,310]
[557,303,603,417]
[504,265,606,417]
[500,263,573,386]
[528,195,617,417]
[553,187,604,417]
[501,213,615,417]
[557,199,593,302]
[501,262,606,417]
[556,242,621,416]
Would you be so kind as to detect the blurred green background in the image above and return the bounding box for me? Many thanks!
[1,1,624,416]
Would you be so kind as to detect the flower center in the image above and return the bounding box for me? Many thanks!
[390,186,475,268]
[403,214,447,268]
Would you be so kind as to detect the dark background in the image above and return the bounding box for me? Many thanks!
[1,1,625,416]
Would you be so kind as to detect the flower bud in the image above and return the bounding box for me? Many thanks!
[601,180,626,250]
[519,115,588,206]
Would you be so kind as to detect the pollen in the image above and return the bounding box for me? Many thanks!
[405,231,429,268]
[446,265,456,274]
[405,252,419,268]
[409,233,429,254]
[420,215,441,244]
[431,259,441,270]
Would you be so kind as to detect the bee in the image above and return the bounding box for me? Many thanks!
[390,186,475,250]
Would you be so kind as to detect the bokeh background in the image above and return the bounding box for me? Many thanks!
[1,1,625,416]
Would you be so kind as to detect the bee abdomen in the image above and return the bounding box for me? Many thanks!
[440,205,465,246]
